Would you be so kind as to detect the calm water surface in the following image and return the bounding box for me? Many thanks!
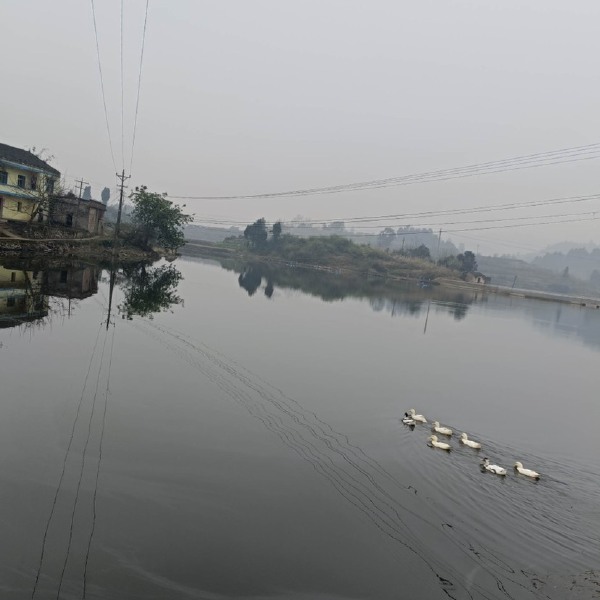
[1,257,599,599]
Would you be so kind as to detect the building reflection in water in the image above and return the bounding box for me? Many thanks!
[0,262,100,329]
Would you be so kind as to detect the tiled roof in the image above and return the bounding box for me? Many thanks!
[0,143,61,177]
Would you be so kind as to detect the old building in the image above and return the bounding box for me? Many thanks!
[50,195,106,235]
[0,266,48,328]
[0,143,60,223]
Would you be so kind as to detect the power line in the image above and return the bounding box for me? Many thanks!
[120,0,125,171]
[90,0,117,171]
[130,0,150,173]
[192,212,600,236]
[338,214,600,236]
[189,192,600,228]
[171,142,600,200]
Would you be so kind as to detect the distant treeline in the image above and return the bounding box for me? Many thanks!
[185,220,461,258]
[532,247,600,285]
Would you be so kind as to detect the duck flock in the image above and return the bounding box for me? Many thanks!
[403,408,541,480]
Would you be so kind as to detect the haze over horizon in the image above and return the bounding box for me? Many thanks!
[3,0,600,255]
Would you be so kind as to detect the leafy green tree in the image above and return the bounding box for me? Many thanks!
[129,186,193,249]
[244,218,268,247]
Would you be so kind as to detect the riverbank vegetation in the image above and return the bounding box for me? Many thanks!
[215,217,469,283]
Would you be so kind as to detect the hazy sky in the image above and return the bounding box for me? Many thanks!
[3,0,600,254]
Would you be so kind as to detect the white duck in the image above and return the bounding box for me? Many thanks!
[407,408,427,423]
[428,435,451,451]
[514,461,540,480]
[481,457,507,476]
[431,421,453,436]
[460,432,481,449]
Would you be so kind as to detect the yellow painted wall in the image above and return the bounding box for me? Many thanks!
[0,267,31,285]
[0,163,41,221]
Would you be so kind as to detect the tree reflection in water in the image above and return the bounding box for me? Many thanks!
[119,263,184,319]
[232,260,475,321]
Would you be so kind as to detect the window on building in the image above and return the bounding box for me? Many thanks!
[17,202,23,212]
[11,272,16,282]
[30,175,37,190]
[0,172,7,184]
[17,175,26,188]
[46,179,55,194]
[60,271,68,283]
[7,297,16,307]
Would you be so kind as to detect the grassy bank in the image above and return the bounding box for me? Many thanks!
[0,222,161,262]
[184,235,457,283]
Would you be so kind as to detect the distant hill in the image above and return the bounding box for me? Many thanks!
[478,255,600,296]
[532,247,600,282]
[540,241,600,254]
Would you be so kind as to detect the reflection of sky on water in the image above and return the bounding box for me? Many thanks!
[471,294,600,353]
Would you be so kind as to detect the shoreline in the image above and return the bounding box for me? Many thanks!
[0,236,160,263]
[182,240,600,309]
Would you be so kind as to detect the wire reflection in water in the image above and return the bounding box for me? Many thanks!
[131,318,556,600]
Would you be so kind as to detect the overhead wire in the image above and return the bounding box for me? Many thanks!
[129,0,150,173]
[90,0,117,172]
[120,0,125,171]
[171,142,600,200]
[190,212,600,237]
[310,214,600,236]
[189,192,600,229]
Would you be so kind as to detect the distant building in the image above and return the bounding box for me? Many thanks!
[0,143,60,223]
[466,271,492,284]
[50,194,106,235]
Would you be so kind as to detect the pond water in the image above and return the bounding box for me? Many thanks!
[1,256,599,600]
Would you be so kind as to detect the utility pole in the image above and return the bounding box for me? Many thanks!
[74,178,88,231]
[114,169,131,245]
[75,178,89,199]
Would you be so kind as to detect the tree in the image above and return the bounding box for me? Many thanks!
[272,220,282,242]
[244,218,268,247]
[82,185,92,200]
[129,186,193,249]
[27,174,65,223]
[101,187,110,205]
[406,244,431,260]
[457,250,477,274]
